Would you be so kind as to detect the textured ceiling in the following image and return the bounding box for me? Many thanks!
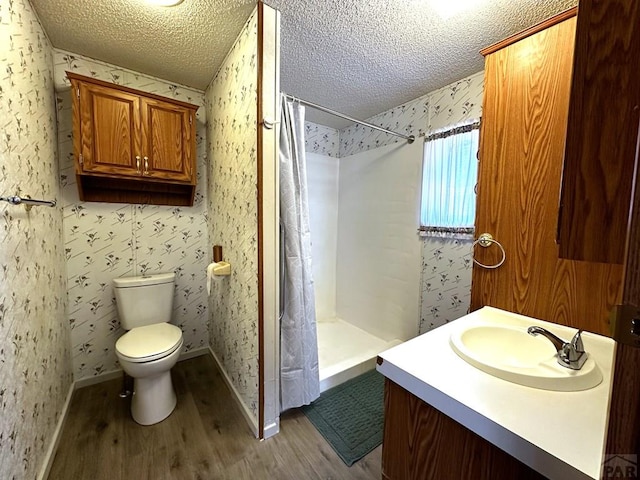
[30,0,256,91]
[31,0,578,128]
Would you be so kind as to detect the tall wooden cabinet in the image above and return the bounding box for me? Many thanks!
[68,72,198,206]
[555,0,640,461]
[558,0,640,264]
[470,9,623,336]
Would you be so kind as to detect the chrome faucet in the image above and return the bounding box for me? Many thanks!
[527,326,588,370]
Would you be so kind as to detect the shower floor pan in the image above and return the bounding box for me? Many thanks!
[317,317,402,392]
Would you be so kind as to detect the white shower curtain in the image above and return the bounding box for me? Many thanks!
[279,96,320,411]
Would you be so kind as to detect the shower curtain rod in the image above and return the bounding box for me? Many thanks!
[284,94,415,144]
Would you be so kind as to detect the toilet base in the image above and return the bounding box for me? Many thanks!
[131,371,177,425]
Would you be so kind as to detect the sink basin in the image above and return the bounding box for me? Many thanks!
[450,324,602,391]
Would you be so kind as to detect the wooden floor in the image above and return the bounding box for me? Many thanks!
[48,355,382,479]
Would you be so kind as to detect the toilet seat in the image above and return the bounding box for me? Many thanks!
[116,323,183,363]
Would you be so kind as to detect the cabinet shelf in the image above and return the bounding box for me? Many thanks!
[77,175,196,206]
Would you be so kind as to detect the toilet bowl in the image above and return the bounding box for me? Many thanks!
[116,323,183,425]
[113,273,183,425]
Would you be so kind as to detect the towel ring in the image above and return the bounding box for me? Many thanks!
[471,233,506,269]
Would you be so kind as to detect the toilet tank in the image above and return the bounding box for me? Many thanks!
[113,272,175,330]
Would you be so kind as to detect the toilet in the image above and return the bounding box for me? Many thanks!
[113,272,184,425]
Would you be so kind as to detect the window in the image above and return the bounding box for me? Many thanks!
[419,122,480,237]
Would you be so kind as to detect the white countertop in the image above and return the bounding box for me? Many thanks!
[376,306,616,480]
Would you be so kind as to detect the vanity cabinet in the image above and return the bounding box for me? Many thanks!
[558,0,640,264]
[67,72,198,206]
[378,306,613,480]
[381,379,545,480]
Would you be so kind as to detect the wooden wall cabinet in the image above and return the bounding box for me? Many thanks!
[558,0,640,264]
[67,72,199,206]
[471,9,623,336]
[552,0,640,459]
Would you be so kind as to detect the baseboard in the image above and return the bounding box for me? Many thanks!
[263,419,280,440]
[179,346,209,361]
[208,347,259,438]
[75,369,123,389]
[38,381,74,480]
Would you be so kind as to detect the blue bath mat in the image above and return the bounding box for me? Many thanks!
[302,369,384,466]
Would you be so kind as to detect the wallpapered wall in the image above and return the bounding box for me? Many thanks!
[339,72,484,158]
[205,9,259,424]
[0,1,73,479]
[304,122,339,158]
[54,50,209,381]
[417,74,483,333]
[303,72,484,335]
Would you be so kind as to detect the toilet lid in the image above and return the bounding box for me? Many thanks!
[116,323,183,363]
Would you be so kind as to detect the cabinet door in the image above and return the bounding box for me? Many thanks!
[382,379,547,480]
[558,0,640,264]
[78,81,142,177]
[471,16,623,336]
[140,98,195,183]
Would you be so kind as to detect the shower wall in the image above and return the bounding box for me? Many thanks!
[305,122,423,343]
[305,122,341,319]
[306,151,340,319]
[304,70,484,341]
[336,141,424,342]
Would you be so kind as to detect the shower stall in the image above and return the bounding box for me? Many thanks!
[279,95,423,400]
[305,125,422,392]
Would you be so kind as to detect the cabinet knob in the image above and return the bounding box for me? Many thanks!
[135,155,141,174]
[143,156,149,175]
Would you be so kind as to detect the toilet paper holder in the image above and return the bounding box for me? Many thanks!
[211,245,231,276]
[212,262,231,276]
